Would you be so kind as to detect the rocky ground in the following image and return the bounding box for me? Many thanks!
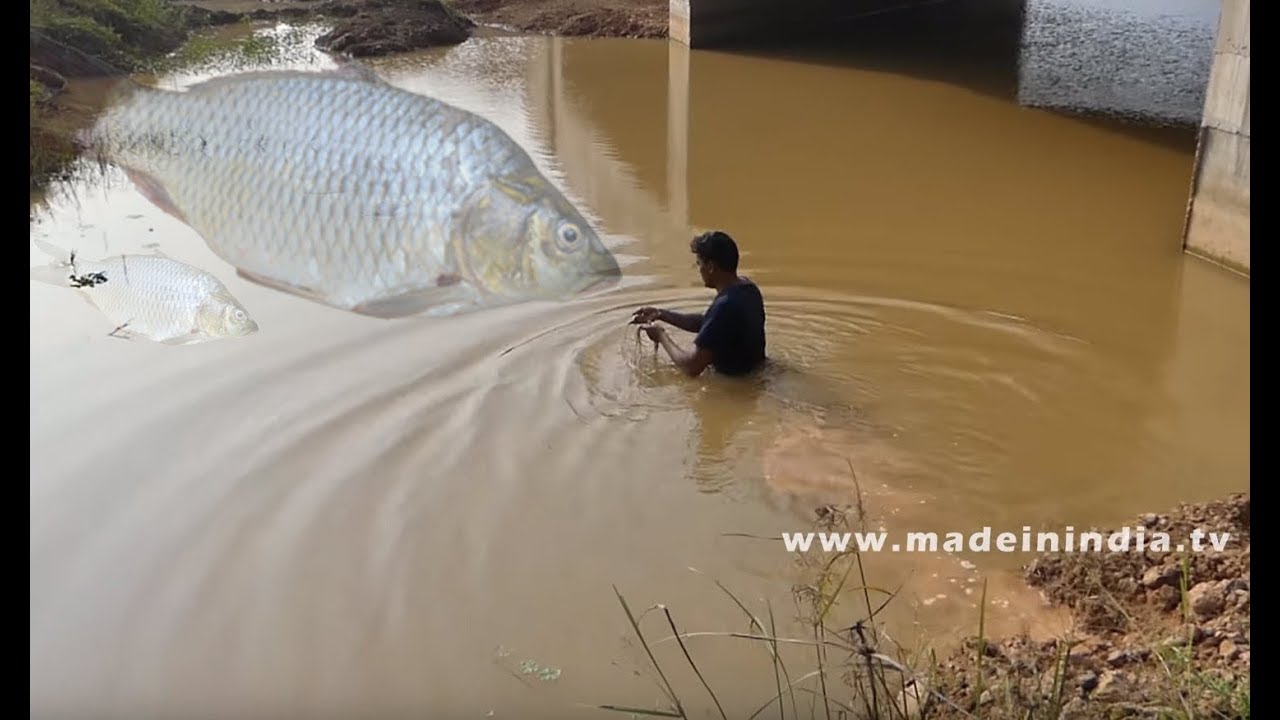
[921,493,1250,718]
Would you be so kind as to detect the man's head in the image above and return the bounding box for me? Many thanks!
[690,230,739,288]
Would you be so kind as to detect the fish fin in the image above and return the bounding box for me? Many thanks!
[32,239,73,265]
[30,264,72,287]
[236,268,329,303]
[492,173,550,204]
[351,284,478,319]
[124,168,188,225]
[158,331,211,346]
[30,239,75,286]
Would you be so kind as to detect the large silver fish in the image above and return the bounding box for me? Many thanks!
[80,66,622,318]
[31,239,259,345]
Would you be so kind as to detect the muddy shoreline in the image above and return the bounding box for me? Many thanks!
[919,493,1250,718]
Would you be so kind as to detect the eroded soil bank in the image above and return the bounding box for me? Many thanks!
[922,493,1249,718]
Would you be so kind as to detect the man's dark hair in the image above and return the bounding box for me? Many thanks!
[690,230,739,272]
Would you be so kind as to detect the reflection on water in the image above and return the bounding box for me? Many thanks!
[31,23,1248,719]
[1019,0,1220,124]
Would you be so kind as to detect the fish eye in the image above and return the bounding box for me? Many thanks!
[557,222,580,250]
[233,309,246,321]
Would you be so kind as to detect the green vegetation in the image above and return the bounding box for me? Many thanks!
[166,23,323,73]
[29,0,207,192]
[30,0,193,73]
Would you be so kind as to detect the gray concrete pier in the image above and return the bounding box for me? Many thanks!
[1183,0,1249,274]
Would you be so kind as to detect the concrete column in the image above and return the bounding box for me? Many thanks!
[1183,0,1249,275]
[669,0,692,45]
[666,41,689,227]
[669,0,786,47]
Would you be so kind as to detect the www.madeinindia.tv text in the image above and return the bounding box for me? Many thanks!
[781,526,1233,553]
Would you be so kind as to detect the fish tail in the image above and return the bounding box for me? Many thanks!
[30,239,74,286]
[33,239,72,266]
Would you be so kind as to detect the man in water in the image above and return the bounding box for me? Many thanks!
[632,230,766,377]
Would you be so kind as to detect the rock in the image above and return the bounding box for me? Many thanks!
[1142,564,1180,589]
[183,6,242,26]
[1141,513,1159,527]
[314,0,475,57]
[1219,639,1239,660]
[1093,670,1132,701]
[1067,636,1109,666]
[1105,650,1129,667]
[1060,696,1090,719]
[29,65,66,94]
[1153,585,1180,611]
[1079,671,1099,692]
[1188,582,1225,619]
[1117,576,1140,596]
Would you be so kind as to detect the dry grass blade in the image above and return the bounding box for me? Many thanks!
[794,687,862,716]
[816,551,859,624]
[704,577,793,720]
[769,600,801,720]
[720,532,782,541]
[593,704,684,717]
[747,670,826,720]
[975,577,988,707]
[612,585,685,718]
[649,631,856,654]
[661,606,729,720]
[813,622,832,720]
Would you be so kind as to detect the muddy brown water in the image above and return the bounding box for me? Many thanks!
[30,24,1249,718]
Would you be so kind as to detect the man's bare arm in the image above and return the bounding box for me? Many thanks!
[654,330,714,377]
[659,309,703,333]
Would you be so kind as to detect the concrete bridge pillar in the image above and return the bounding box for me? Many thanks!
[1183,0,1249,275]
[667,41,689,226]
[668,0,777,47]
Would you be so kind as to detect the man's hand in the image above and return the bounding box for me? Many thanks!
[631,306,662,324]
[641,323,666,343]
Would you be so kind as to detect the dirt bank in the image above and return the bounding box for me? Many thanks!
[923,493,1250,718]
[179,0,668,40]
[177,0,481,55]
[449,0,666,38]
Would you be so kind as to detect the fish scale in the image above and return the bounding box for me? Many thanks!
[85,67,621,318]
[73,256,217,336]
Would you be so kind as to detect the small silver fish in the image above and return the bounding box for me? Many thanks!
[31,239,259,345]
[82,65,622,319]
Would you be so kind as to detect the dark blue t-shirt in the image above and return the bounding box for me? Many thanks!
[694,278,767,376]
